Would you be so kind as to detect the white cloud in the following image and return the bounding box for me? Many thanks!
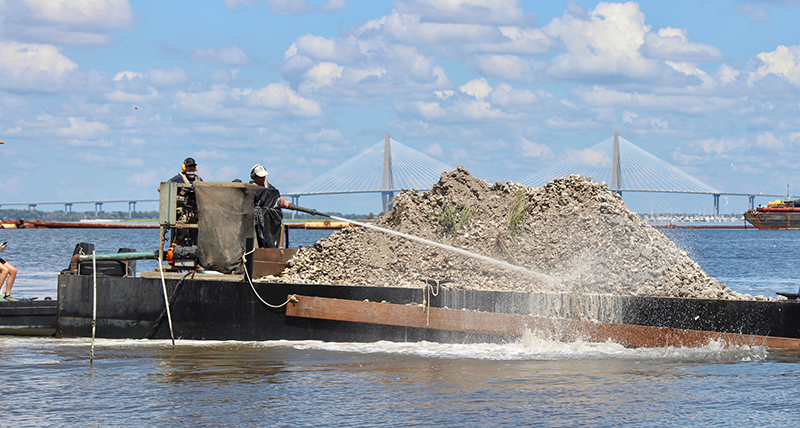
[209,68,241,84]
[300,62,344,91]
[290,35,361,63]
[383,13,503,47]
[716,64,740,84]
[57,117,110,140]
[575,86,741,115]
[543,2,659,81]
[469,54,545,83]
[519,138,553,158]
[243,83,324,117]
[105,88,161,104]
[544,117,602,130]
[459,78,492,99]
[640,27,724,62]
[406,95,513,122]
[423,142,443,157]
[756,132,784,150]
[689,137,748,154]
[393,0,531,25]
[575,148,611,166]
[377,11,556,56]
[1,0,134,45]
[751,45,800,87]
[465,26,556,55]
[305,128,344,142]
[114,71,144,81]
[191,46,257,66]
[0,41,77,86]
[173,83,323,120]
[488,83,543,106]
[148,65,189,86]
[23,0,133,27]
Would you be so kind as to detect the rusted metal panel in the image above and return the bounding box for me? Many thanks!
[744,209,800,230]
[285,295,800,349]
[252,248,297,277]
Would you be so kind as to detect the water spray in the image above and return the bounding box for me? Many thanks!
[286,204,559,285]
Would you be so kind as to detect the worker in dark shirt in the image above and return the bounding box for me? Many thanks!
[250,164,290,248]
[169,157,203,184]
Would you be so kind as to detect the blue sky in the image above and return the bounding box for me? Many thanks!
[3,0,800,215]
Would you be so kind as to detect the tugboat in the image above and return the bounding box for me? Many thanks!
[744,199,800,230]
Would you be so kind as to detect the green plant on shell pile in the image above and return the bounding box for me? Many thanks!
[506,191,535,239]
[437,202,471,236]
[495,191,536,265]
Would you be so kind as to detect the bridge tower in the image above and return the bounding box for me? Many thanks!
[381,133,395,214]
[612,131,621,194]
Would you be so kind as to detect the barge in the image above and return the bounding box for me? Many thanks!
[51,273,800,348]
[744,199,800,229]
[4,180,800,349]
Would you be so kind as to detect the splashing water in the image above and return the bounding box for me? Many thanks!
[328,215,560,285]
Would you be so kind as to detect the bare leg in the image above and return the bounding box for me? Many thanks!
[0,263,8,296]
[4,262,16,296]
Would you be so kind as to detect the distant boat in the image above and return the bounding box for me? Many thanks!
[744,199,800,229]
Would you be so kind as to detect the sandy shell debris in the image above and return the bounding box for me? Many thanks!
[263,167,759,300]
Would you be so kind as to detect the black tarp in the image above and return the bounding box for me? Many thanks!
[194,182,256,274]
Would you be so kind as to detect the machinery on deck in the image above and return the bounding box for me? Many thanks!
[68,181,321,278]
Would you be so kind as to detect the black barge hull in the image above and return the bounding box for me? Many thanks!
[0,299,58,336]
[55,274,800,347]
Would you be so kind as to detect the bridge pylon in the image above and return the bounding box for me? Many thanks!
[381,133,395,214]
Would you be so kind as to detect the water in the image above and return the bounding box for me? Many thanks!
[660,228,800,296]
[2,227,800,427]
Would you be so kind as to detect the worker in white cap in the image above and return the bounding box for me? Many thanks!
[250,164,290,248]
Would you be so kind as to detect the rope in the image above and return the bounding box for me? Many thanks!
[420,279,442,327]
[157,254,176,348]
[242,250,298,308]
[91,250,97,362]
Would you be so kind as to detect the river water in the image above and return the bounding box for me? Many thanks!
[1,227,800,427]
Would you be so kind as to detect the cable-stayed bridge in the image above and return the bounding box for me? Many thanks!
[520,132,794,216]
[284,134,455,213]
[1,132,793,216]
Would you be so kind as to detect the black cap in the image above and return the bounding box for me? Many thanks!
[184,157,197,167]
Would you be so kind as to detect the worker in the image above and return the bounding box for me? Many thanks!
[0,242,17,300]
[250,164,291,248]
[169,157,203,184]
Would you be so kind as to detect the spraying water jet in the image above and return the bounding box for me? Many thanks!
[286,204,560,285]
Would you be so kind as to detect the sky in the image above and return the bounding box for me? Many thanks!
[2,0,800,215]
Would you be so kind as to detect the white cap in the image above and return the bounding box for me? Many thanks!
[250,164,268,179]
